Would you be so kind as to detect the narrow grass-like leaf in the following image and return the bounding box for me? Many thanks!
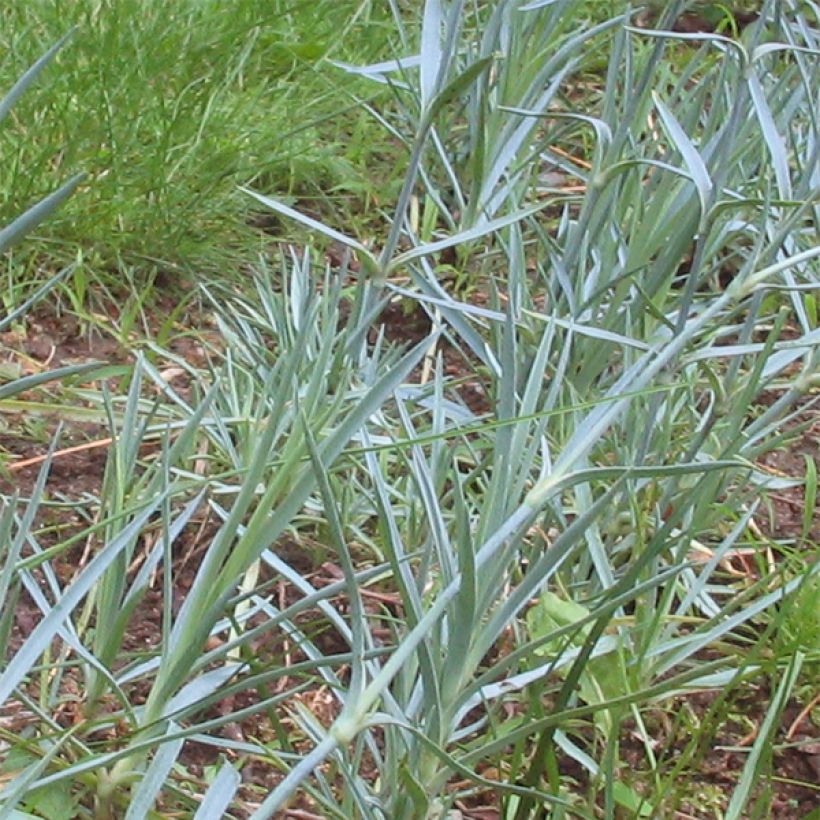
[331,55,422,85]
[0,174,85,254]
[304,419,366,703]
[652,92,713,218]
[625,25,746,59]
[0,360,104,402]
[747,72,793,201]
[420,0,443,109]
[519,0,562,9]
[251,735,339,819]
[124,734,184,820]
[0,31,73,123]
[387,202,545,272]
[192,761,241,819]
[725,653,804,820]
[649,571,817,675]
[802,454,817,543]
[0,493,166,704]
[241,188,379,271]
[0,265,75,333]
[163,665,242,718]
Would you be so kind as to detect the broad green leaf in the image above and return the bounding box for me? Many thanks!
[612,781,653,817]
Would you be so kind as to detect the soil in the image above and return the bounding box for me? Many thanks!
[1,305,818,818]
[757,402,820,543]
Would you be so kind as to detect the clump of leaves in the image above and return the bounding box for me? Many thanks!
[1,2,818,818]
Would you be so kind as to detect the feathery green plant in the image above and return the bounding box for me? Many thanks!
[0,0,400,303]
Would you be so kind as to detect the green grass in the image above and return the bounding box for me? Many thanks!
[0,0,401,300]
[1,1,819,818]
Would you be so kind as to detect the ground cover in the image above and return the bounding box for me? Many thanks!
[0,0,402,318]
[1,1,819,818]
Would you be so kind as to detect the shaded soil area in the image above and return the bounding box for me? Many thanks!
[1,307,818,818]
[758,401,820,543]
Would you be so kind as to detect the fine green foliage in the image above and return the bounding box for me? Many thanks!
[1,1,818,818]
[0,0,399,292]
[0,38,97,398]
[0,33,83,259]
